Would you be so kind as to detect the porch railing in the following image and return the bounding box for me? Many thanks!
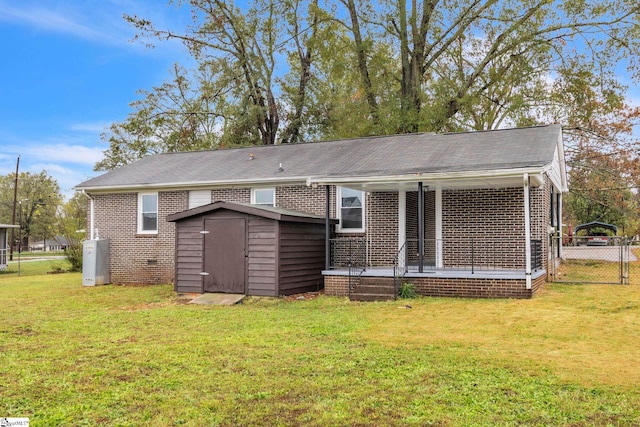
[0,248,8,270]
[329,237,367,295]
[393,241,407,296]
[531,239,542,271]
[330,237,544,273]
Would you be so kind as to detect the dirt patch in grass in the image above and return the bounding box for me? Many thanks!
[283,290,324,301]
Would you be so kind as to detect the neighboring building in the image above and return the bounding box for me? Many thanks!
[0,224,19,270]
[75,125,568,299]
[29,236,70,252]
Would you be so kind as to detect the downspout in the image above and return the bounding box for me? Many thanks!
[84,191,95,241]
[325,185,330,270]
[366,191,371,267]
[435,185,443,269]
[418,182,424,273]
[523,174,532,289]
[557,192,562,259]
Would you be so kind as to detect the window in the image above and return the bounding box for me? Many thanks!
[189,190,211,209]
[251,188,275,207]
[337,186,365,232]
[138,193,158,234]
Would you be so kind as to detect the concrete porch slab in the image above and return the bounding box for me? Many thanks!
[188,293,245,305]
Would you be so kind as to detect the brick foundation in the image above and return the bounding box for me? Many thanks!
[324,273,546,299]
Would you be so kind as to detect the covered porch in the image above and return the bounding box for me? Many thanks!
[324,236,546,300]
[310,170,560,299]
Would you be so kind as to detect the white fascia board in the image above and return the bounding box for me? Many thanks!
[306,167,546,188]
[76,176,310,194]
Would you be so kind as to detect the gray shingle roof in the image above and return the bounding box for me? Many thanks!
[77,124,561,190]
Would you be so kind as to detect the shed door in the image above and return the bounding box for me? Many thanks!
[203,218,246,293]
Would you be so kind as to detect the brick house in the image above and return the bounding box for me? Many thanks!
[76,124,567,299]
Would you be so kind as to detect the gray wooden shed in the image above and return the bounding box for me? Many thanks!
[167,201,336,296]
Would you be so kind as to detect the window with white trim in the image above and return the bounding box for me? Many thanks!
[251,188,275,207]
[138,192,158,234]
[337,186,365,232]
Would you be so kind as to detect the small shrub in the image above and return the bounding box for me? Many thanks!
[398,282,417,299]
[65,241,83,272]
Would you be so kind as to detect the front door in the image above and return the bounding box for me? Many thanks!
[203,218,246,293]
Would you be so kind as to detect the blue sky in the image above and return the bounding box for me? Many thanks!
[0,0,191,198]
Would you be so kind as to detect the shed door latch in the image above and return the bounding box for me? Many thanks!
[199,272,210,276]
[199,230,210,234]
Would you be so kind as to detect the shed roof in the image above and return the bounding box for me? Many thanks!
[77,124,565,192]
[167,201,337,225]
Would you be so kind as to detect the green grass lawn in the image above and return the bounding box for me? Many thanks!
[1,267,640,426]
[1,258,70,277]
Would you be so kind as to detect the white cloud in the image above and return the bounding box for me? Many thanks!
[0,147,101,199]
[0,0,189,55]
[0,2,123,45]
[70,122,111,133]
[28,162,94,197]
[18,143,104,166]
[0,137,104,195]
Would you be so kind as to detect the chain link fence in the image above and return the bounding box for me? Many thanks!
[549,236,633,284]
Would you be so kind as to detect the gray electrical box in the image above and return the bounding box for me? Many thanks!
[82,239,110,286]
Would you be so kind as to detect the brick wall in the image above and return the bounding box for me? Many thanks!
[210,185,334,216]
[91,191,187,284]
[276,185,334,216]
[324,274,545,299]
[324,275,350,297]
[91,184,332,285]
[91,176,553,289]
[530,176,551,272]
[442,188,526,269]
[410,275,537,299]
[368,192,398,266]
[210,188,250,204]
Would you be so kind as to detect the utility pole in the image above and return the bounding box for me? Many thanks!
[9,155,19,261]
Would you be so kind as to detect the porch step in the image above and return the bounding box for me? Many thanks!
[350,277,396,302]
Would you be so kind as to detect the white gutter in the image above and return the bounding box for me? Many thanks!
[76,176,310,194]
[523,173,532,290]
[77,166,548,194]
[306,167,547,187]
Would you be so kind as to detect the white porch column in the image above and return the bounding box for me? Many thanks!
[524,174,532,289]
[398,190,406,252]
[435,185,443,268]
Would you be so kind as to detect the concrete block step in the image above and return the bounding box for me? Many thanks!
[359,278,396,287]
[349,293,395,302]
[352,285,395,294]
